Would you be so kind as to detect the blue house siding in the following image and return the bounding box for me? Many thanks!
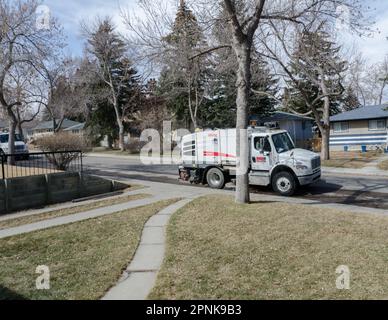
[330,132,387,148]
[330,105,388,151]
[250,111,314,148]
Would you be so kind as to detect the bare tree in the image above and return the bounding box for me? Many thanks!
[368,56,388,105]
[40,58,83,133]
[0,0,63,163]
[259,21,347,160]
[123,0,369,203]
[346,52,368,106]
[83,18,142,151]
[6,63,44,140]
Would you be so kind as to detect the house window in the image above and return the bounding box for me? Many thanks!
[369,119,386,131]
[333,122,349,133]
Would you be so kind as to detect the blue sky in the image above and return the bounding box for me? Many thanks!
[43,0,388,63]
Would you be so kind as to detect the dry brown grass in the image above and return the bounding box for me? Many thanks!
[323,150,382,169]
[377,160,388,171]
[0,198,179,300]
[150,195,388,300]
[0,191,150,230]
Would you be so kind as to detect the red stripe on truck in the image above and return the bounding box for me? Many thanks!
[203,151,236,158]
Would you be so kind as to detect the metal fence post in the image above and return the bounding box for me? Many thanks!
[80,151,83,173]
[1,154,4,180]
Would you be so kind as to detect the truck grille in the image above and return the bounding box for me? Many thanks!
[311,157,321,170]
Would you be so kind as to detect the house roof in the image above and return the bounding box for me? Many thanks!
[330,105,388,122]
[63,123,85,131]
[33,119,82,131]
[251,111,314,122]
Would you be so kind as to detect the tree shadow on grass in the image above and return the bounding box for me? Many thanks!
[0,285,28,300]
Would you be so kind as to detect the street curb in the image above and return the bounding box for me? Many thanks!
[102,198,194,300]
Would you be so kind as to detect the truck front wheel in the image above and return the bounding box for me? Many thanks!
[272,172,296,196]
[206,168,226,189]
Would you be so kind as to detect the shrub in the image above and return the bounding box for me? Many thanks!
[124,138,147,154]
[35,133,90,170]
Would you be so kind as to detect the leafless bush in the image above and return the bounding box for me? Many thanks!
[124,138,147,154]
[35,133,90,170]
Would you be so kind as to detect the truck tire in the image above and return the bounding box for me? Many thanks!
[206,168,226,189]
[272,171,296,196]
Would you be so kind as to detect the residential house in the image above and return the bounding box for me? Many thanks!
[329,104,388,151]
[31,119,85,139]
[250,111,314,148]
[63,123,85,135]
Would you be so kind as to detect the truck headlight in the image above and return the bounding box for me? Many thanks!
[295,161,309,170]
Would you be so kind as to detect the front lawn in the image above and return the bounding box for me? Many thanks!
[322,150,382,169]
[0,191,150,230]
[378,160,388,171]
[150,195,388,300]
[0,198,178,300]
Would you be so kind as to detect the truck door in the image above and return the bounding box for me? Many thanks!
[251,136,272,171]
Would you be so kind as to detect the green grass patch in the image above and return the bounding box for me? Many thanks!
[0,198,178,300]
[150,195,388,300]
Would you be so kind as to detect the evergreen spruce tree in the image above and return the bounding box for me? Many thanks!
[87,19,142,149]
[283,28,347,159]
[159,0,208,130]
[283,30,346,117]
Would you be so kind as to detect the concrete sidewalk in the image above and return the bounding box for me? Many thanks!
[102,198,195,300]
[0,188,149,223]
[0,195,169,239]
[322,166,388,177]
[323,154,388,177]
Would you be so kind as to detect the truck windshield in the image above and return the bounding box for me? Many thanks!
[0,134,23,143]
[272,133,295,153]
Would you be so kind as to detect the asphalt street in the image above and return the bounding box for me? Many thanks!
[84,155,388,210]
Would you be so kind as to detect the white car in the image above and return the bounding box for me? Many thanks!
[0,133,29,159]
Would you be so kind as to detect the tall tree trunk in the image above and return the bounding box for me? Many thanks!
[235,44,251,204]
[107,134,113,149]
[7,116,17,165]
[379,80,387,105]
[320,84,331,161]
[321,127,330,160]
[111,94,125,151]
[188,83,197,130]
[118,121,125,151]
[17,121,24,141]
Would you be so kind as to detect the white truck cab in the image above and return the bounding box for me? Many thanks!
[0,132,29,158]
[179,127,321,196]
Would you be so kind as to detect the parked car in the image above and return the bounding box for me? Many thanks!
[0,133,29,160]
